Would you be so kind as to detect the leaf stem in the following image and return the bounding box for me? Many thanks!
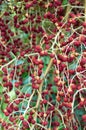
[85,0,86,22]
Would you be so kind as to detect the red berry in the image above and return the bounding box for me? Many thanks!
[82,114,86,121]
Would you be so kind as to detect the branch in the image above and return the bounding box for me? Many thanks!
[64,4,71,21]
[85,0,86,22]
[30,4,72,130]
[72,88,86,113]
[0,58,16,71]
[30,58,54,130]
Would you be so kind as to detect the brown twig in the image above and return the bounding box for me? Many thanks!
[85,0,86,22]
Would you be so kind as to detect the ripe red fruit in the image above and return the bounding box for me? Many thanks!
[31,119,35,124]
[15,82,20,88]
[44,12,51,18]
[79,35,86,42]
[42,99,47,104]
[13,106,19,111]
[82,114,86,121]
[14,99,20,104]
[42,121,48,126]
[83,22,86,27]
[37,79,42,84]
[2,122,6,127]
[56,96,61,102]
[54,77,59,82]
[38,64,43,69]
[9,116,14,122]
[74,41,80,47]
[2,67,7,73]
[25,3,32,9]
[26,93,31,97]
[20,115,24,120]
[3,76,7,81]
[7,107,13,113]
[69,0,76,4]
[3,110,10,116]
[35,45,41,50]
[50,53,55,58]
[69,69,75,74]
[77,66,83,72]
[53,121,60,126]
[63,102,72,108]
[22,121,28,127]
[22,19,28,24]
[32,84,39,89]
[79,101,84,107]
[64,97,68,102]
[70,84,76,90]
[58,54,68,62]
[80,58,86,66]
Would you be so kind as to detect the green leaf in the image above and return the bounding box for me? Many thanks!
[8,89,16,100]
[41,56,50,72]
[20,33,29,43]
[21,85,32,94]
[42,56,50,64]
[62,0,68,5]
[22,72,28,78]
[0,110,6,119]
[0,85,3,93]
[52,86,57,93]
[23,76,31,84]
[15,59,24,66]
[58,125,64,130]
[1,103,8,110]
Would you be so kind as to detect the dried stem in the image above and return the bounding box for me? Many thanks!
[85,0,86,22]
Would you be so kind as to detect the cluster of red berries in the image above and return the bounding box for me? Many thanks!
[0,0,86,130]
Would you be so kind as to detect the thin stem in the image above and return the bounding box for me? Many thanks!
[72,88,86,113]
[85,0,86,22]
